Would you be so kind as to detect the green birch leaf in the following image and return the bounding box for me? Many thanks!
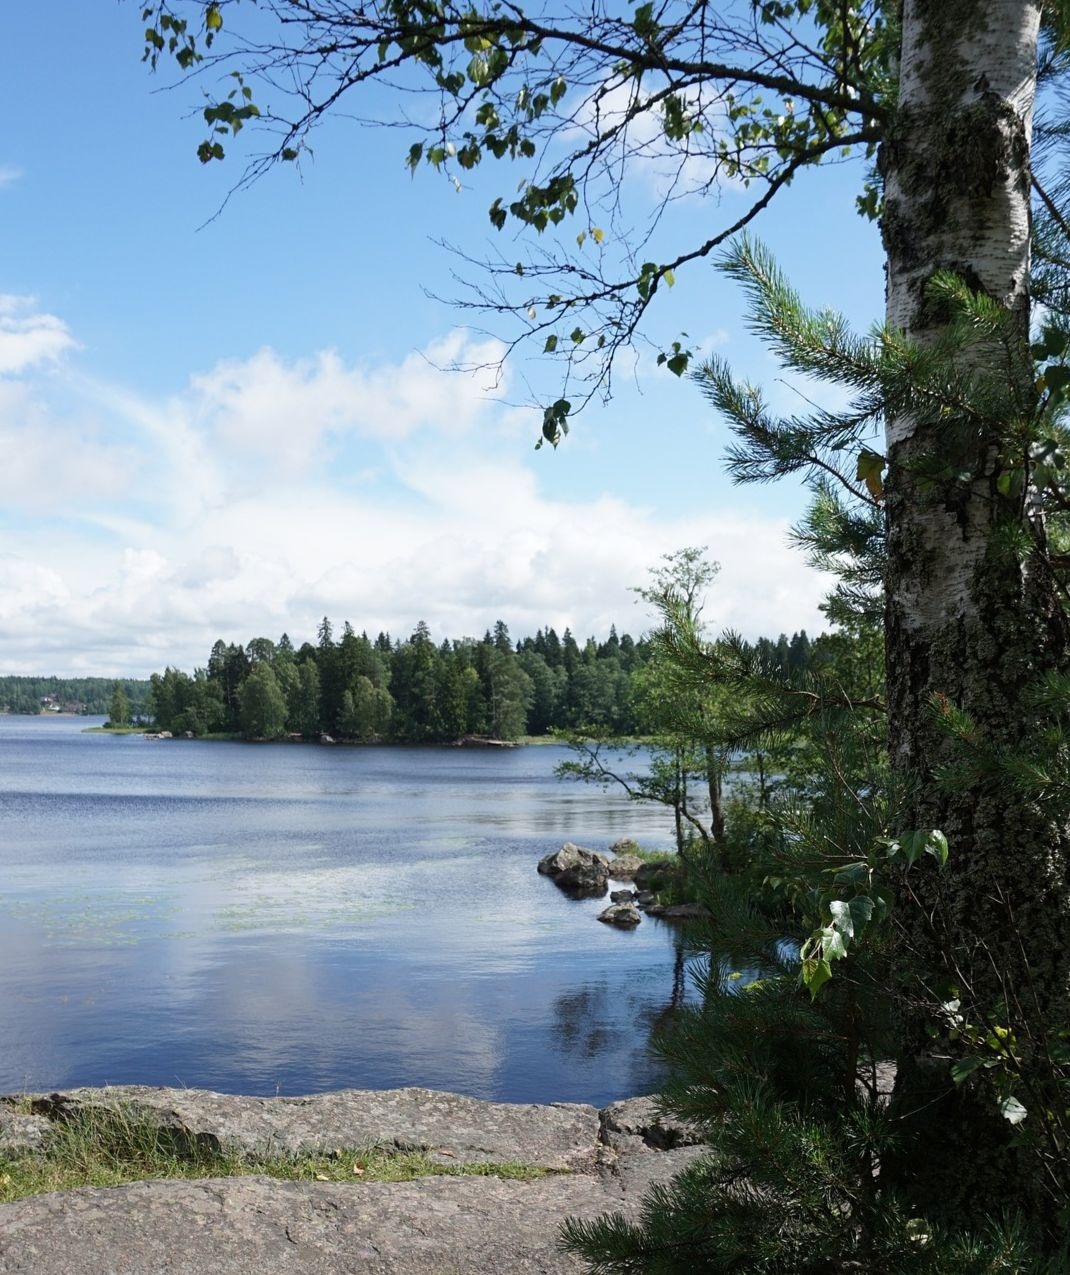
[828,899,854,940]
[847,895,874,935]
[999,1096,1028,1124]
[925,829,949,867]
[950,1055,984,1085]
[822,924,847,961]
[801,955,833,998]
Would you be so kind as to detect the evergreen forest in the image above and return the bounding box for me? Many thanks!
[146,618,819,744]
[0,676,151,718]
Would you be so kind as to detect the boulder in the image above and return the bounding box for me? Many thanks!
[597,903,641,929]
[606,854,644,880]
[658,903,711,921]
[635,891,658,908]
[600,1096,706,1152]
[609,837,641,855]
[537,843,610,897]
[633,860,677,890]
[609,889,637,904]
[537,842,608,875]
[0,1104,52,1156]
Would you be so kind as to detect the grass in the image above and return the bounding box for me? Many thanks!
[623,846,713,909]
[628,847,678,866]
[0,1101,551,1204]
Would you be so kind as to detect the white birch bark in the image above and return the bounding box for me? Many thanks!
[885,1,1040,698]
[881,0,1070,1230]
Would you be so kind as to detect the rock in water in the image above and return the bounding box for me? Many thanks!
[537,843,610,897]
[658,903,711,921]
[633,860,678,890]
[597,903,641,928]
[606,854,643,880]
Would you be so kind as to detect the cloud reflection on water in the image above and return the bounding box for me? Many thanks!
[1,719,698,1103]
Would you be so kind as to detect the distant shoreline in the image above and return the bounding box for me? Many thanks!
[81,726,541,747]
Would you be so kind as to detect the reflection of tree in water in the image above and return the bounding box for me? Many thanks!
[552,986,615,1060]
[550,930,702,1092]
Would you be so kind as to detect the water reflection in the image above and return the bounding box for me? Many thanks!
[0,717,700,1103]
[551,931,697,1081]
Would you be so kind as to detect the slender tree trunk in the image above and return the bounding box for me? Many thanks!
[704,745,727,868]
[881,0,1070,1237]
[673,750,685,854]
[755,749,768,810]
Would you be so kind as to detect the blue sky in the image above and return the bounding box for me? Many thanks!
[1,2,885,676]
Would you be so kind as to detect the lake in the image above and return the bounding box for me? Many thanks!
[0,716,696,1105]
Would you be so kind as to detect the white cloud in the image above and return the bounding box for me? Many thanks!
[0,296,78,374]
[0,383,137,509]
[0,321,832,675]
[0,166,22,190]
[186,331,509,482]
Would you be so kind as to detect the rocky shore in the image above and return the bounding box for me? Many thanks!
[536,839,711,927]
[0,1085,705,1274]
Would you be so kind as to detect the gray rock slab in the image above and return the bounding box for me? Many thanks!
[18,1087,601,1170]
[0,1174,601,1274]
[600,1097,706,1152]
[0,1088,713,1275]
[0,1149,701,1275]
[605,1143,708,1200]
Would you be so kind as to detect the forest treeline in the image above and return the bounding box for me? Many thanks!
[0,676,151,717]
[147,618,820,742]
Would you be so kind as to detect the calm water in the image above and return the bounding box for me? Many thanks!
[0,716,693,1104]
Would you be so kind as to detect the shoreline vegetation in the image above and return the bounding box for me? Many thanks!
[0,676,151,719]
[84,724,653,747]
[121,616,819,746]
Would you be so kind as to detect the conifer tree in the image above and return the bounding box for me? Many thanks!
[108,682,130,728]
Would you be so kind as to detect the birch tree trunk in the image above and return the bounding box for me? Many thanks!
[882,0,1070,1233]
